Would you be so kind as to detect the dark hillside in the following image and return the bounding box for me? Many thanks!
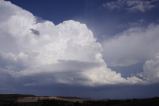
[0,94,159,106]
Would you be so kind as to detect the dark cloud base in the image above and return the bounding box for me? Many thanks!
[1,83,159,99]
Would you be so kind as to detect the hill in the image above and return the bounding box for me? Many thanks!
[0,94,159,106]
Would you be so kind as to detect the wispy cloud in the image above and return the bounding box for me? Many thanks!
[103,0,157,12]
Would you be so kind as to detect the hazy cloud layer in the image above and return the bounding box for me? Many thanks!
[102,24,159,83]
[143,54,159,83]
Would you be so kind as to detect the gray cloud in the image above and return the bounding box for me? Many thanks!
[30,28,40,36]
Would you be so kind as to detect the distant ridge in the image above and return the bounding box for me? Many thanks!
[0,94,159,106]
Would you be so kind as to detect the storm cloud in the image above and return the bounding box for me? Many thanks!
[0,0,140,87]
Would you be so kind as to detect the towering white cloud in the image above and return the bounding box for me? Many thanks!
[0,0,142,87]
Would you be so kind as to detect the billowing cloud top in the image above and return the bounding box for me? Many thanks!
[0,0,158,89]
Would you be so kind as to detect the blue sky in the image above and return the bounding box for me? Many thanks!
[9,0,159,39]
[0,0,159,99]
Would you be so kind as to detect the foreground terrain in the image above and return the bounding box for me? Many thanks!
[0,94,159,106]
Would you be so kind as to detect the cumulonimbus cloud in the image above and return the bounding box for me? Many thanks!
[1,0,142,87]
[1,0,159,88]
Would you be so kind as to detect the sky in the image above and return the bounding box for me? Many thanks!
[0,0,159,99]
